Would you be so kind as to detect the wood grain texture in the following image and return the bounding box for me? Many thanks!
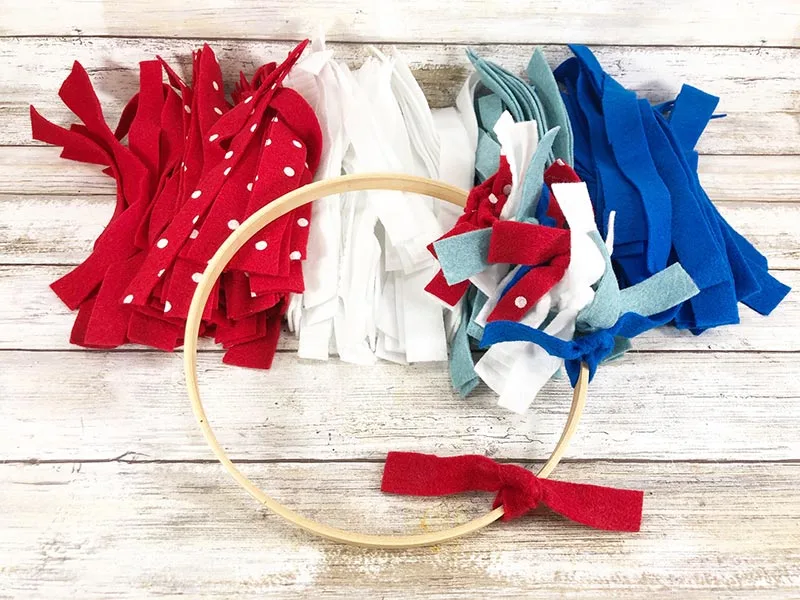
[3,194,797,267]
[1,3,799,596]
[1,350,797,462]
[1,266,797,352]
[7,147,800,201]
[1,0,799,46]
[4,38,799,152]
[1,461,798,599]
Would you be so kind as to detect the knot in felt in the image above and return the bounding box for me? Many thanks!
[492,461,544,520]
[381,452,644,531]
[424,157,513,308]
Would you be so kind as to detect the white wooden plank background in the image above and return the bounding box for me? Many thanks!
[4,39,800,152]
[2,0,798,46]
[0,1,798,597]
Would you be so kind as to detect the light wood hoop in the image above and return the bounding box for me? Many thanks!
[183,173,590,548]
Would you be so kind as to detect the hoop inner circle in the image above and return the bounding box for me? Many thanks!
[183,173,589,548]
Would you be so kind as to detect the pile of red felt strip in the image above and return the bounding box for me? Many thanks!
[31,41,322,368]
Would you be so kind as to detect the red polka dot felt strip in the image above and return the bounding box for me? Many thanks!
[32,41,322,368]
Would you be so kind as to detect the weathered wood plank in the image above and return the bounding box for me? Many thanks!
[698,155,800,203]
[1,0,798,46]
[2,194,796,268]
[1,351,797,462]
[6,147,799,203]
[2,265,797,352]
[1,461,798,598]
[4,38,799,152]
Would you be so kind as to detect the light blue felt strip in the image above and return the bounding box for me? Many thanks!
[578,231,701,333]
[476,93,504,134]
[527,47,574,165]
[449,302,480,397]
[466,290,488,341]
[604,336,632,362]
[488,60,535,121]
[433,228,493,285]
[467,50,524,121]
[527,84,548,137]
[577,231,620,332]
[475,130,500,183]
[619,262,700,317]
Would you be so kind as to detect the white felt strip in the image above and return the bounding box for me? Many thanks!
[289,44,455,365]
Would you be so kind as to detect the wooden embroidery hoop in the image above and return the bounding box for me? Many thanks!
[183,173,590,548]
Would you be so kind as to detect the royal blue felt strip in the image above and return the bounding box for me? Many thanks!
[481,305,683,385]
[601,76,672,274]
[551,44,789,332]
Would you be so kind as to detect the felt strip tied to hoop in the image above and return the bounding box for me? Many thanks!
[381,452,643,531]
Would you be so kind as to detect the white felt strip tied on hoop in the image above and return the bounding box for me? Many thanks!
[184,172,590,548]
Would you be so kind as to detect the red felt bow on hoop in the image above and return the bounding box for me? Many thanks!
[381,452,644,531]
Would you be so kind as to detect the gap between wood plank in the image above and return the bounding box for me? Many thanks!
[3,456,799,465]
[0,347,798,355]
[4,35,798,51]
[0,347,798,356]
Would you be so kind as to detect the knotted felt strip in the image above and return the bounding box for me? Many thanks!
[485,221,571,322]
[424,157,512,308]
[381,451,643,531]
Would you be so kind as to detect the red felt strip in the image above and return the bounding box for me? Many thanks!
[33,40,321,369]
[486,221,571,322]
[381,451,643,531]
[425,157,513,305]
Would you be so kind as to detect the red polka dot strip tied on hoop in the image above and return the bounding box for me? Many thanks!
[30,41,322,368]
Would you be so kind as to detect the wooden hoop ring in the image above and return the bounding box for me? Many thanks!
[183,173,590,548]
